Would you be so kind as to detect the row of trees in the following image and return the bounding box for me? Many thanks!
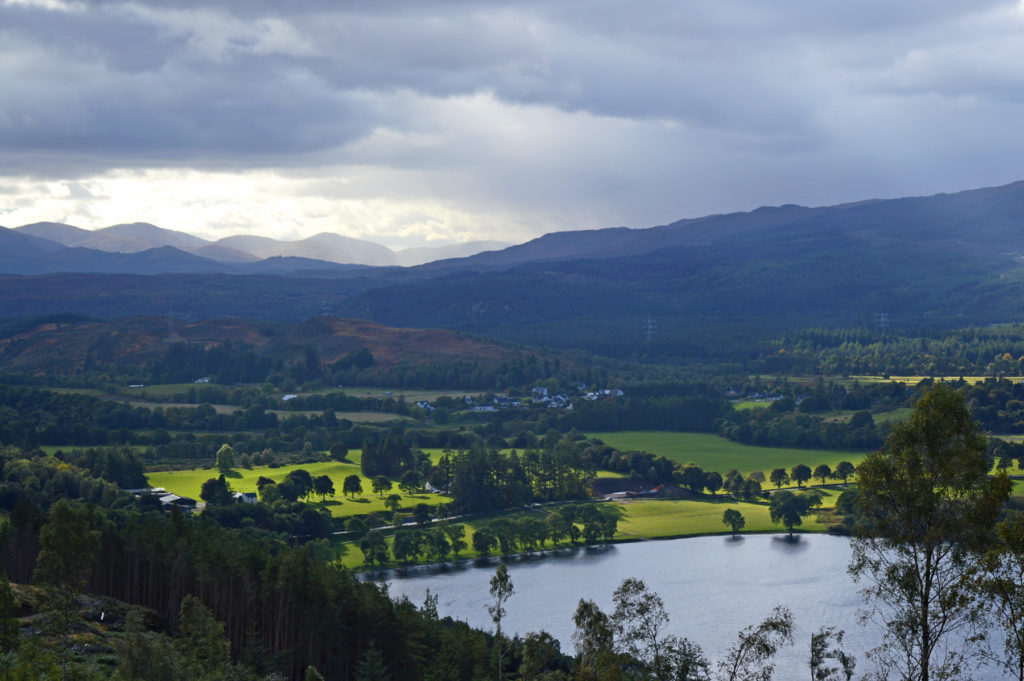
[673,460,857,500]
[473,506,620,558]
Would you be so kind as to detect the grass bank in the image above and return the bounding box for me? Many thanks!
[334,490,842,570]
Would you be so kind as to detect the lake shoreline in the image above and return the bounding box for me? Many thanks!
[355,528,823,578]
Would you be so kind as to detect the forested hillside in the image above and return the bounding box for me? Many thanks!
[3,182,1024,359]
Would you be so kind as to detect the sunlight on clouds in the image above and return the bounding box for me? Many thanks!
[1,0,82,11]
[120,4,318,62]
[0,169,538,249]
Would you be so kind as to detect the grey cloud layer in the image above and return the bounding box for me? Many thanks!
[2,0,1023,233]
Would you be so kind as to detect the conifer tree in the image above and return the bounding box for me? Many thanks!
[0,572,18,653]
[174,595,231,680]
[355,642,391,681]
[34,499,99,681]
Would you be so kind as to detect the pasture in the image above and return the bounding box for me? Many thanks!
[147,451,455,519]
[611,495,832,539]
[587,431,865,479]
[333,493,835,569]
[730,401,770,411]
[1012,479,1024,497]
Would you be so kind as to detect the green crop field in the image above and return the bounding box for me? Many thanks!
[147,452,455,519]
[587,431,865,478]
[731,401,770,411]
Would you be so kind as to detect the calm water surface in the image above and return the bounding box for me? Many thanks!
[372,534,999,679]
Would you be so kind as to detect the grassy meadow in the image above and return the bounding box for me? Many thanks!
[1012,479,1024,497]
[147,449,455,518]
[731,401,770,411]
[333,493,837,569]
[588,431,865,479]
[145,443,844,570]
[611,493,834,539]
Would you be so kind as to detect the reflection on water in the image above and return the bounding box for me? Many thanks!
[372,533,1000,680]
[769,534,810,553]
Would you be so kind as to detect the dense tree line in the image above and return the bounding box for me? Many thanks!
[145,340,275,384]
[717,406,884,450]
[320,354,603,392]
[440,435,599,514]
[752,324,1024,377]
[713,379,914,451]
[964,377,1024,434]
[54,447,147,489]
[0,385,283,450]
[140,338,605,393]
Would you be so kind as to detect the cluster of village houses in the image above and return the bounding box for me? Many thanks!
[413,385,626,414]
[124,487,257,512]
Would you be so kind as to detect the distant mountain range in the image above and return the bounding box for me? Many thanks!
[3,181,1024,360]
[2,221,509,273]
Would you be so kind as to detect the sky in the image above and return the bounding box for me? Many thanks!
[2,0,1024,249]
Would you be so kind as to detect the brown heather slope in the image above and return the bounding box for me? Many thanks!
[0,315,548,375]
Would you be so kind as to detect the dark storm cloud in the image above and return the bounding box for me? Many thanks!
[2,0,1010,167]
[1,1,381,172]
[1,0,1023,238]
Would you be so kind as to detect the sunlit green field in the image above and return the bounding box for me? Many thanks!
[147,450,455,518]
[731,401,770,411]
[612,495,832,539]
[333,493,836,569]
[588,431,865,478]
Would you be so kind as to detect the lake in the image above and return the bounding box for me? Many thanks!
[372,534,1001,679]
